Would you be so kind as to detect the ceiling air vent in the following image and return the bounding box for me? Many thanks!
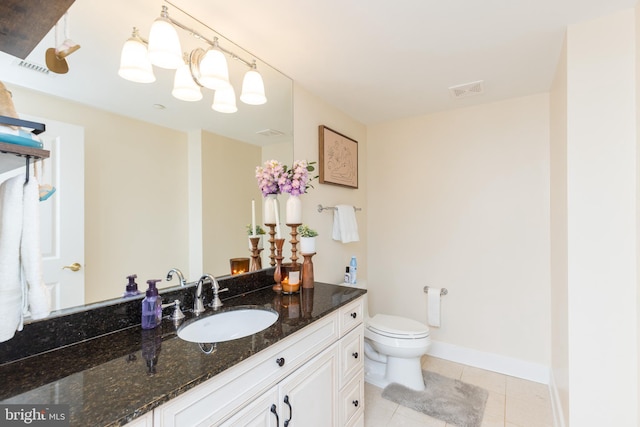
[256,129,285,137]
[16,60,51,75]
[449,80,484,99]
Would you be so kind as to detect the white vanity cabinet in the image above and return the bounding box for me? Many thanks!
[124,412,153,427]
[336,298,365,427]
[222,344,338,426]
[150,295,365,427]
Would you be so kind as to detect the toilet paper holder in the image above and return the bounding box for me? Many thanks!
[423,286,448,296]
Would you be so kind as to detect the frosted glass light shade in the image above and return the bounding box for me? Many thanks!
[172,62,203,101]
[198,48,230,90]
[212,85,237,113]
[118,35,155,83]
[240,69,267,105]
[147,17,182,69]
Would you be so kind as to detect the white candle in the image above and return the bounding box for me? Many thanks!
[251,200,256,236]
[274,200,281,238]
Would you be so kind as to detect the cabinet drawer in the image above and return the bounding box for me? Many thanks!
[154,314,339,427]
[339,297,364,336]
[339,324,364,388]
[339,370,364,427]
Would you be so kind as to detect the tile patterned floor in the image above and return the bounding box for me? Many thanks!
[364,355,554,427]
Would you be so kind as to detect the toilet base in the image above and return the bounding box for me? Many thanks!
[364,353,426,391]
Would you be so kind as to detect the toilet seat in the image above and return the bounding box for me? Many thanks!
[367,314,429,339]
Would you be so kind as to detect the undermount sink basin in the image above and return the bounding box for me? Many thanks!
[177,307,279,343]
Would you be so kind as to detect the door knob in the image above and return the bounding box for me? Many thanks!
[62,262,82,272]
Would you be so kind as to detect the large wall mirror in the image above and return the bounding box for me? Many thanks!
[0,0,293,316]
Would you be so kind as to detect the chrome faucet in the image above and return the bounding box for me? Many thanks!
[166,268,186,287]
[194,274,230,314]
[193,275,209,315]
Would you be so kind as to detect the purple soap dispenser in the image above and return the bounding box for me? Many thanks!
[141,279,162,329]
[123,274,141,298]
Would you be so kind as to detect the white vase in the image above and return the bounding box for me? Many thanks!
[300,236,316,254]
[264,194,278,224]
[286,194,302,224]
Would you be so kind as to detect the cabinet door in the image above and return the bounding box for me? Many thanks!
[220,387,279,427]
[278,344,338,427]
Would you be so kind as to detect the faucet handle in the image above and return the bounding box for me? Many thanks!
[162,299,186,321]
[210,288,229,310]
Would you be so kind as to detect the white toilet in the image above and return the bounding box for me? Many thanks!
[351,282,431,392]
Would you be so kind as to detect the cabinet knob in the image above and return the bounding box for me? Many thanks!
[352,400,359,407]
[350,312,357,319]
[276,357,285,367]
[352,352,359,359]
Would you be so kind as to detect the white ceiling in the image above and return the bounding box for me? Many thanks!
[179,0,638,124]
[2,0,638,133]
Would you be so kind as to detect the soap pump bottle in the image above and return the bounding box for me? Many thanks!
[123,274,141,298]
[141,279,162,330]
[349,256,358,284]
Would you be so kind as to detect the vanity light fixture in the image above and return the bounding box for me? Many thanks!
[172,54,203,102]
[118,28,155,83]
[118,5,267,112]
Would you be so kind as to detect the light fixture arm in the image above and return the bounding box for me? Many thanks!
[161,11,256,69]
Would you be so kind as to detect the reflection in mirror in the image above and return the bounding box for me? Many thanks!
[0,0,293,316]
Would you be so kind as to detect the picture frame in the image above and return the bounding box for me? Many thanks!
[318,125,358,188]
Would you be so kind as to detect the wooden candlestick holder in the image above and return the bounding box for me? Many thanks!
[302,252,316,289]
[249,236,263,272]
[265,223,276,267]
[287,223,302,267]
[272,238,285,292]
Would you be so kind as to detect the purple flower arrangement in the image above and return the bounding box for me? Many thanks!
[255,159,317,196]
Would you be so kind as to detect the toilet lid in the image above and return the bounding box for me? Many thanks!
[367,314,429,338]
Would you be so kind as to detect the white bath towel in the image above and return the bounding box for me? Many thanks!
[21,177,51,320]
[332,204,360,243]
[0,175,25,342]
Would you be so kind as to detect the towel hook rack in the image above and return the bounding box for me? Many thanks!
[424,286,448,296]
[317,204,362,213]
[24,156,31,183]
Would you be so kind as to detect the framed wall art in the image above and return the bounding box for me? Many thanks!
[318,125,358,188]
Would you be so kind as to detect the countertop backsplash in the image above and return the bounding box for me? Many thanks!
[0,269,277,365]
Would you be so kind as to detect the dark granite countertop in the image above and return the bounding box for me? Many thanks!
[0,282,366,427]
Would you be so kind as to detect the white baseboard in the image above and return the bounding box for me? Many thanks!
[426,340,550,384]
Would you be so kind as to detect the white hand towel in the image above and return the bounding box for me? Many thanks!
[0,175,25,342]
[332,205,360,243]
[21,177,51,320]
[427,287,442,327]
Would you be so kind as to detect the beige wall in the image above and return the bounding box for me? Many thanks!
[292,84,367,285]
[367,94,551,367]
[564,9,638,426]
[549,36,570,426]
[7,86,190,304]
[201,131,262,276]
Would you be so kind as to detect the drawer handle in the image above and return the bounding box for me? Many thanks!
[352,352,359,359]
[276,357,285,367]
[270,404,279,425]
[350,312,357,319]
[284,395,293,427]
[352,399,359,407]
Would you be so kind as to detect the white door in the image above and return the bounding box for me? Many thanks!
[26,115,85,311]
